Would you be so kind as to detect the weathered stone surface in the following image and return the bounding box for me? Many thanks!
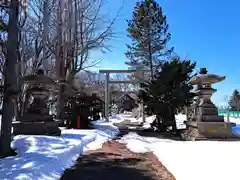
[15,69,61,136]
[184,121,235,139]
[189,74,225,86]
[12,121,61,136]
[196,115,224,122]
[184,69,238,140]
[18,114,54,122]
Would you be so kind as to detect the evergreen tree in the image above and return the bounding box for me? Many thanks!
[125,0,173,79]
[139,57,196,134]
[228,89,240,111]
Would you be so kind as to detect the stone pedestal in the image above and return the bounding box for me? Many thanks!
[184,121,235,140]
[12,121,61,136]
[184,88,236,140]
[195,88,224,122]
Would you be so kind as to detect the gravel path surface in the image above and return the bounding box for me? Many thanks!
[60,141,175,180]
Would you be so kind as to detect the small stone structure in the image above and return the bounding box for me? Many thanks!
[13,69,61,136]
[184,68,236,140]
[117,92,139,112]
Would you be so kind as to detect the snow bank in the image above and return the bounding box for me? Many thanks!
[114,114,186,129]
[109,115,125,123]
[63,120,120,151]
[109,114,140,124]
[0,134,95,180]
[118,132,154,153]
[226,116,240,124]
[119,132,240,180]
[0,120,119,180]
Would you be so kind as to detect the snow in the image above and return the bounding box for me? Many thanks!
[109,115,125,123]
[119,125,240,180]
[119,132,240,180]
[2,113,240,180]
[0,120,119,180]
[110,113,187,129]
[115,114,240,180]
[82,120,120,151]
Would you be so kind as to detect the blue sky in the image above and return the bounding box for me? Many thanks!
[92,0,240,105]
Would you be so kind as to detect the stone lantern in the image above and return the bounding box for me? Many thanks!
[184,68,236,140]
[12,69,61,136]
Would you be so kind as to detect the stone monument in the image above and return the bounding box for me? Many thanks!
[12,69,61,136]
[184,68,236,140]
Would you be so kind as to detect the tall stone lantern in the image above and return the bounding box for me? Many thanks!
[184,68,236,140]
[12,69,61,136]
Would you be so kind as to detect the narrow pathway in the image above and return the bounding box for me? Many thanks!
[60,141,175,180]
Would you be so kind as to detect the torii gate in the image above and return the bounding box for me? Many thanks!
[99,63,146,121]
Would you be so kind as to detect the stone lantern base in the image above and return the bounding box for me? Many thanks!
[183,121,236,140]
[183,86,238,140]
[194,88,225,122]
[12,120,61,136]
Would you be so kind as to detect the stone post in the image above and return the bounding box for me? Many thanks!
[104,73,109,121]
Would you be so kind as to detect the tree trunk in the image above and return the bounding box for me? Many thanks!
[0,0,19,157]
[42,0,50,74]
[146,10,154,80]
[56,84,65,121]
[55,0,65,121]
[170,107,179,137]
[155,113,166,132]
[147,31,153,80]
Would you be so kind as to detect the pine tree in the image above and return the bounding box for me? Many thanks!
[125,0,173,79]
[228,89,240,111]
[139,57,196,133]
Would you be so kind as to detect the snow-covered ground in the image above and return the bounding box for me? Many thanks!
[109,113,196,129]
[119,131,240,180]
[0,120,119,180]
[110,113,240,134]
[111,113,240,180]
[2,113,240,180]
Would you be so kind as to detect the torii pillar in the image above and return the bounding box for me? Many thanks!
[99,64,145,121]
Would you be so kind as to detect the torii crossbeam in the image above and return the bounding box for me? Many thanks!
[99,63,147,121]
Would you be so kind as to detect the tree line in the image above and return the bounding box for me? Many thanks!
[228,89,240,111]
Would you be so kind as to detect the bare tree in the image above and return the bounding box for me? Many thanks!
[47,0,121,118]
[74,71,105,96]
[50,0,121,79]
[0,0,121,121]
[111,74,134,92]
[223,95,230,122]
[20,0,57,75]
[14,0,57,117]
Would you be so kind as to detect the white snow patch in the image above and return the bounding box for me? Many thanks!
[225,117,240,124]
[83,120,120,151]
[109,115,125,123]
[112,114,187,129]
[174,113,240,125]
[118,132,153,153]
[0,120,119,180]
[120,132,240,180]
